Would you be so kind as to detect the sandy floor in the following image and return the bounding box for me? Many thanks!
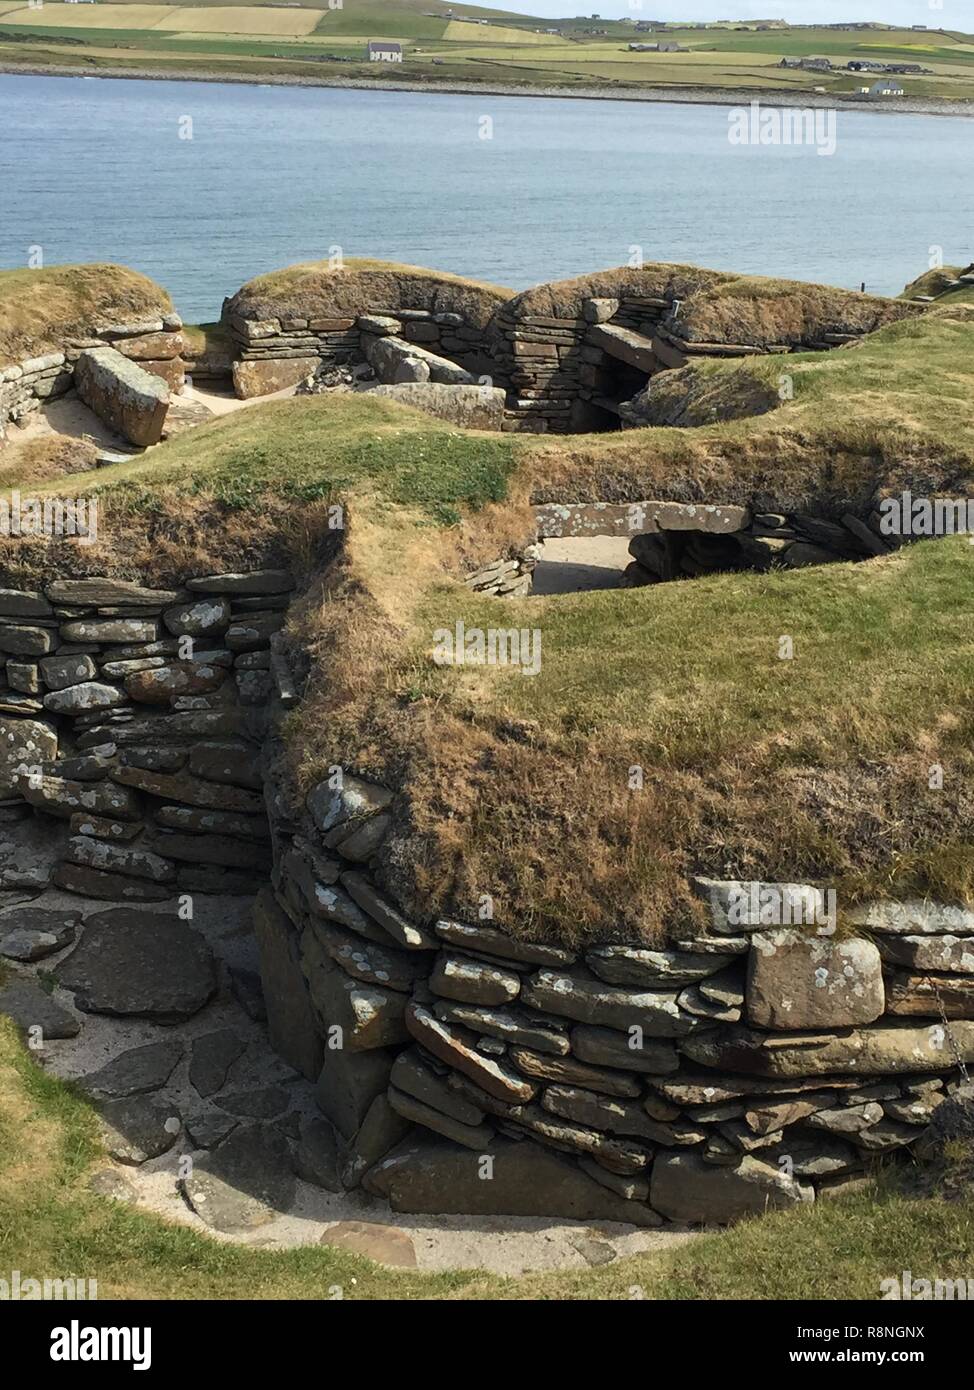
[0,378,295,469]
[185,381,298,416]
[532,536,632,595]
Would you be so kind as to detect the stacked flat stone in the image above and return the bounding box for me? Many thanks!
[217,264,921,432]
[489,306,585,434]
[487,290,871,436]
[530,499,892,587]
[622,509,892,585]
[463,546,540,598]
[228,314,360,399]
[370,887,972,1223]
[2,564,965,1227]
[227,307,491,400]
[0,314,184,442]
[0,569,298,901]
[357,311,488,382]
[255,758,974,1224]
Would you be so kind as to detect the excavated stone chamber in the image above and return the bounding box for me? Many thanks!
[532,500,895,594]
[219,259,922,436]
[0,257,966,1232]
[0,563,971,1229]
[258,773,974,1226]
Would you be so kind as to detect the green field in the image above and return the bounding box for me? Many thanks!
[3,6,974,101]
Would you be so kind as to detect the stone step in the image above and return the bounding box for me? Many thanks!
[590,394,624,417]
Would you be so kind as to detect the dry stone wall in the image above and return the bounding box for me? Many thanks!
[225,307,493,401]
[488,291,672,433]
[0,569,297,903]
[257,754,974,1226]
[0,313,186,443]
[486,289,882,435]
[0,557,968,1227]
[535,498,895,583]
[222,264,918,435]
[0,555,963,1229]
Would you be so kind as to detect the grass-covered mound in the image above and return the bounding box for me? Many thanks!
[278,306,974,946]
[225,257,512,331]
[901,264,966,299]
[3,1016,973,1300]
[901,263,974,308]
[673,271,920,347]
[9,301,974,947]
[0,263,172,368]
[586,300,972,461]
[505,262,919,348]
[0,391,523,589]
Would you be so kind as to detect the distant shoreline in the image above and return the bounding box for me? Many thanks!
[3,60,974,119]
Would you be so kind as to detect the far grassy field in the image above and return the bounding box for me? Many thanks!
[3,6,974,103]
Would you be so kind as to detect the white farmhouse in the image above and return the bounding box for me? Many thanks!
[869,78,904,97]
[368,41,403,63]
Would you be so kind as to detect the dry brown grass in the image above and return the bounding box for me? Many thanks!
[675,275,921,347]
[286,531,974,948]
[507,262,734,320]
[0,432,98,490]
[0,264,172,368]
[0,1031,60,1203]
[227,257,512,331]
[0,486,337,590]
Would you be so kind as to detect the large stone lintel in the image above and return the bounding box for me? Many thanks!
[535,500,750,540]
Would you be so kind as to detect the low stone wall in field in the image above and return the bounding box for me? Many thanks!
[0,314,186,443]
